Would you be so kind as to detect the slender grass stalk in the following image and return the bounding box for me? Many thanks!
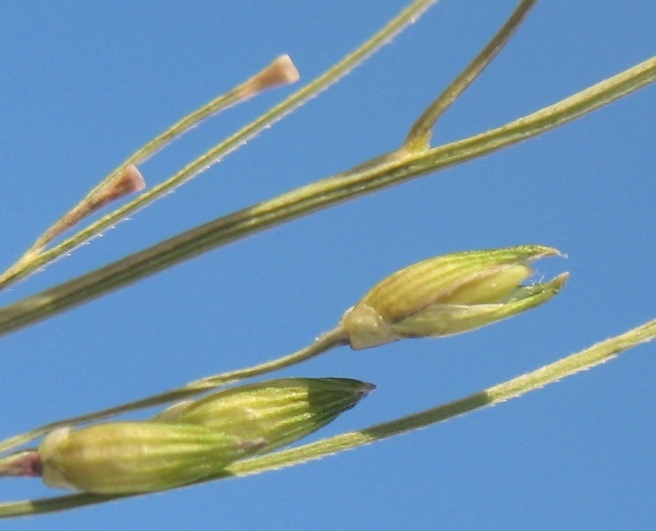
[404,0,537,151]
[0,53,653,337]
[0,0,437,293]
[0,56,299,291]
[1,318,652,518]
[0,327,347,455]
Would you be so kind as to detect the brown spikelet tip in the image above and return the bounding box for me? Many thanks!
[248,55,300,94]
[95,164,146,207]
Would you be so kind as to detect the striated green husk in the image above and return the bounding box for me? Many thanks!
[342,245,568,349]
[38,422,261,494]
[154,378,375,454]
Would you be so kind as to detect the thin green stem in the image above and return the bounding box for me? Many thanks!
[185,326,348,390]
[0,327,347,455]
[2,318,652,518]
[0,0,437,293]
[0,56,298,290]
[227,319,656,475]
[404,0,537,151]
[0,54,654,338]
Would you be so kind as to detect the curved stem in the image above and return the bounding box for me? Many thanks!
[0,54,654,338]
[2,318,652,518]
[0,327,347,455]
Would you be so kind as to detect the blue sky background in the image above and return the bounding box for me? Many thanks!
[1,2,654,529]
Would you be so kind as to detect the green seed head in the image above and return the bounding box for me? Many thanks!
[342,245,568,349]
[153,378,375,454]
[38,421,262,494]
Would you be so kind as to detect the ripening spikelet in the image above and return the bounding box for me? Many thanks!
[38,421,263,494]
[341,245,568,349]
[154,377,375,454]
